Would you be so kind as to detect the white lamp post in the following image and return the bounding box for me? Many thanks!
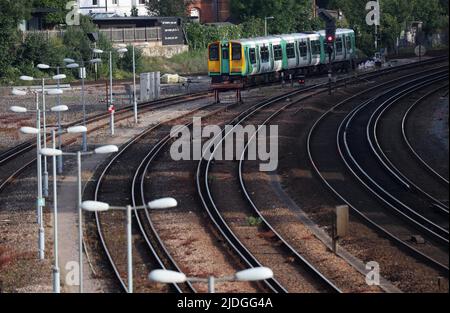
[53,144,118,293]
[38,125,87,293]
[12,87,45,259]
[19,74,67,197]
[93,47,127,135]
[81,197,178,293]
[149,267,274,293]
[264,16,275,36]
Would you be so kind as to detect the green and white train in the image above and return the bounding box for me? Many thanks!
[208,28,356,84]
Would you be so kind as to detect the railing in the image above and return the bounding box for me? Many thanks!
[23,27,162,43]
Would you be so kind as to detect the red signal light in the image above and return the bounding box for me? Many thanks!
[327,35,334,42]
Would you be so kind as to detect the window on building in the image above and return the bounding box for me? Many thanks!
[112,0,118,5]
[273,45,282,61]
[209,44,219,61]
[311,40,321,55]
[260,46,269,63]
[93,0,98,5]
[286,43,296,59]
[232,44,242,60]
[139,0,146,4]
[249,48,257,64]
[336,37,343,55]
[298,41,308,58]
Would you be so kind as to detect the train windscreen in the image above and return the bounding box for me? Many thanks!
[209,43,219,61]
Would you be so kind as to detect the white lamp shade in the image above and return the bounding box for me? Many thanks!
[37,64,50,69]
[20,75,34,81]
[46,89,64,95]
[10,106,27,113]
[81,201,110,212]
[12,88,27,96]
[94,145,119,154]
[50,105,69,112]
[20,126,39,134]
[53,74,67,80]
[40,148,63,157]
[66,63,79,69]
[67,126,87,133]
[90,58,102,64]
[148,270,187,284]
[63,58,75,63]
[93,48,104,54]
[148,198,177,210]
[117,48,128,53]
[235,267,273,282]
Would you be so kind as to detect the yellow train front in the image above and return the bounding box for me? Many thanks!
[208,40,246,84]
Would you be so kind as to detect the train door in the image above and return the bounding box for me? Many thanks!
[221,42,230,75]
[306,38,312,65]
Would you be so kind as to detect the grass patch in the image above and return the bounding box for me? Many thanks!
[142,49,208,75]
[247,216,263,227]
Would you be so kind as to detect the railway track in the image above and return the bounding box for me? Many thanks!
[0,92,212,196]
[196,88,342,292]
[401,86,450,186]
[91,101,224,293]
[371,83,449,214]
[308,63,449,274]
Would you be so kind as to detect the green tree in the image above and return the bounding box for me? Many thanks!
[230,0,316,34]
[131,5,139,17]
[32,0,69,26]
[0,0,31,82]
[146,0,192,16]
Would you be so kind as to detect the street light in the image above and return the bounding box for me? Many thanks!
[93,47,128,135]
[264,16,275,36]
[19,74,68,197]
[12,87,44,259]
[149,267,274,293]
[39,124,85,293]
[81,197,178,293]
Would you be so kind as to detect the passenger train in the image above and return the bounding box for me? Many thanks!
[208,28,356,84]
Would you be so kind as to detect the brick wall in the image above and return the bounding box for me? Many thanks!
[188,0,231,23]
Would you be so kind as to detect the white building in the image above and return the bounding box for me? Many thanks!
[77,0,148,17]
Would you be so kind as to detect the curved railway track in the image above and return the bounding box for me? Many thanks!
[371,83,449,214]
[340,70,449,243]
[308,64,449,274]
[401,87,450,186]
[92,101,222,293]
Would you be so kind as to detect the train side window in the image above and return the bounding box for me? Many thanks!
[209,44,219,61]
[311,40,321,55]
[336,37,343,55]
[260,46,269,63]
[345,36,352,52]
[298,41,308,58]
[273,45,283,61]
[232,44,242,60]
[286,43,296,59]
[249,48,257,64]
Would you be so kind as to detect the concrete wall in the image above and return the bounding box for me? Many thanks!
[112,41,189,58]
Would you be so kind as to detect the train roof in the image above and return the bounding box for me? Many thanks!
[225,28,354,46]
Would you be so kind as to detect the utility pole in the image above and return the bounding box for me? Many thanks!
[318,9,336,96]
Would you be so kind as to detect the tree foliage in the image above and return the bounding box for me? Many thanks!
[146,0,192,17]
[329,0,448,54]
[231,0,319,34]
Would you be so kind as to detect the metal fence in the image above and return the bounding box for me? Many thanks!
[23,27,162,43]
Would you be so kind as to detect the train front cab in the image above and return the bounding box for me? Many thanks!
[208,41,221,78]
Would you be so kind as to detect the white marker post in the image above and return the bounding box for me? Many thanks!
[109,105,115,136]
